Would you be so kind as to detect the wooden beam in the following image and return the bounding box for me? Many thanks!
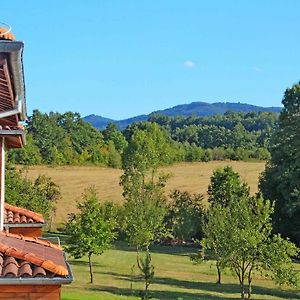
[2,61,14,107]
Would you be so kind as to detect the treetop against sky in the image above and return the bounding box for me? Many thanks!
[2,0,299,119]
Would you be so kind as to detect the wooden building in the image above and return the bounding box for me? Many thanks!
[0,24,73,299]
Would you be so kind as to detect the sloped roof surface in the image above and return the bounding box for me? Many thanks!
[4,203,45,225]
[0,232,68,277]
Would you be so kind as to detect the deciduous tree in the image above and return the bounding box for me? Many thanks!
[202,193,298,299]
[260,82,300,243]
[65,187,118,283]
[121,123,170,297]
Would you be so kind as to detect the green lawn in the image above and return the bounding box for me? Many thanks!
[61,243,300,300]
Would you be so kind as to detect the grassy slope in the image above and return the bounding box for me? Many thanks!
[61,243,300,300]
[23,161,265,229]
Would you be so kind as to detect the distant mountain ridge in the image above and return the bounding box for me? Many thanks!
[83,101,282,130]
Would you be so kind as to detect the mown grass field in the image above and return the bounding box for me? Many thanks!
[60,243,300,300]
[23,161,265,229]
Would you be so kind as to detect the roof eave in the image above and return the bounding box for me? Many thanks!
[0,41,27,122]
[4,223,45,228]
[0,129,26,147]
[0,258,73,285]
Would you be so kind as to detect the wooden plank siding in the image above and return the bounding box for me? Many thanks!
[0,285,61,299]
[9,227,43,238]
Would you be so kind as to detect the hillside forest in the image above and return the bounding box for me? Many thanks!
[8,110,277,167]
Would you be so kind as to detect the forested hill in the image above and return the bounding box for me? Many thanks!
[84,101,282,130]
[8,109,278,167]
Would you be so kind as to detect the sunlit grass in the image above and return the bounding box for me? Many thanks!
[62,243,300,300]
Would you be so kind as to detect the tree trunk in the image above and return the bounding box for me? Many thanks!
[216,261,222,284]
[238,273,245,300]
[136,246,141,270]
[145,278,149,299]
[240,282,245,300]
[247,268,253,299]
[88,253,93,284]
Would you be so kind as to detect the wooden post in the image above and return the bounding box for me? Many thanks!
[0,137,5,231]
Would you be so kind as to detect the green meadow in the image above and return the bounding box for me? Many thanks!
[61,243,300,300]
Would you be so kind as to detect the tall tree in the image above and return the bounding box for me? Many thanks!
[121,123,169,298]
[207,166,249,283]
[259,82,300,243]
[65,187,118,283]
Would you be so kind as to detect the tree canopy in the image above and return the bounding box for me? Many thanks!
[5,165,60,222]
[202,193,299,299]
[9,110,276,167]
[208,166,249,207]
[65,187,118,283]
[260,82,300,243]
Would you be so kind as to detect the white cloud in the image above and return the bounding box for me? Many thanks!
[183,60,196,68]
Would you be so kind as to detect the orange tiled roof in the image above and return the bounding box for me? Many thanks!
[0,232,68,277]
[0,27,15,41]
[4,203,45,225]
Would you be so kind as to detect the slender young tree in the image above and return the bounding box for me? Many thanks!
[207,166,249,284]
[65,187,118,283]
[121,123,170,298]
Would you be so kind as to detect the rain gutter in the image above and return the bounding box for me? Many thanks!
[0,257,73,285]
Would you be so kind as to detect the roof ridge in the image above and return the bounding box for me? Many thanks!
[4,203,45,223]
[0,242,68,276]
[2,232,62,250]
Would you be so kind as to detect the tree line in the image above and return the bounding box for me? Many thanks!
[8,110,278,167]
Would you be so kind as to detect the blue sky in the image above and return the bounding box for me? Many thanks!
[2,1,300,119]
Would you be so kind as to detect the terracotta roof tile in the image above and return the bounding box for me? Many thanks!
[32,266,46,277]
[0,27,15,41]
[0,233,68,278]
[4,203,45,225]
[3,232,62,251]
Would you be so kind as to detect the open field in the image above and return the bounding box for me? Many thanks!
[61,242,300,300]
[22,161,265,229]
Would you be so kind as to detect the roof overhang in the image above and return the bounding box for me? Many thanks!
[4,223,45,228]
[0,129,25,148]
[0,40,26,123]
[0,261,73,285]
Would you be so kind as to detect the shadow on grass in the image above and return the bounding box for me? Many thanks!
[90,285,236,300]
[114,241,198,257]
[68,260,105,268]
[96,271,300,299]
